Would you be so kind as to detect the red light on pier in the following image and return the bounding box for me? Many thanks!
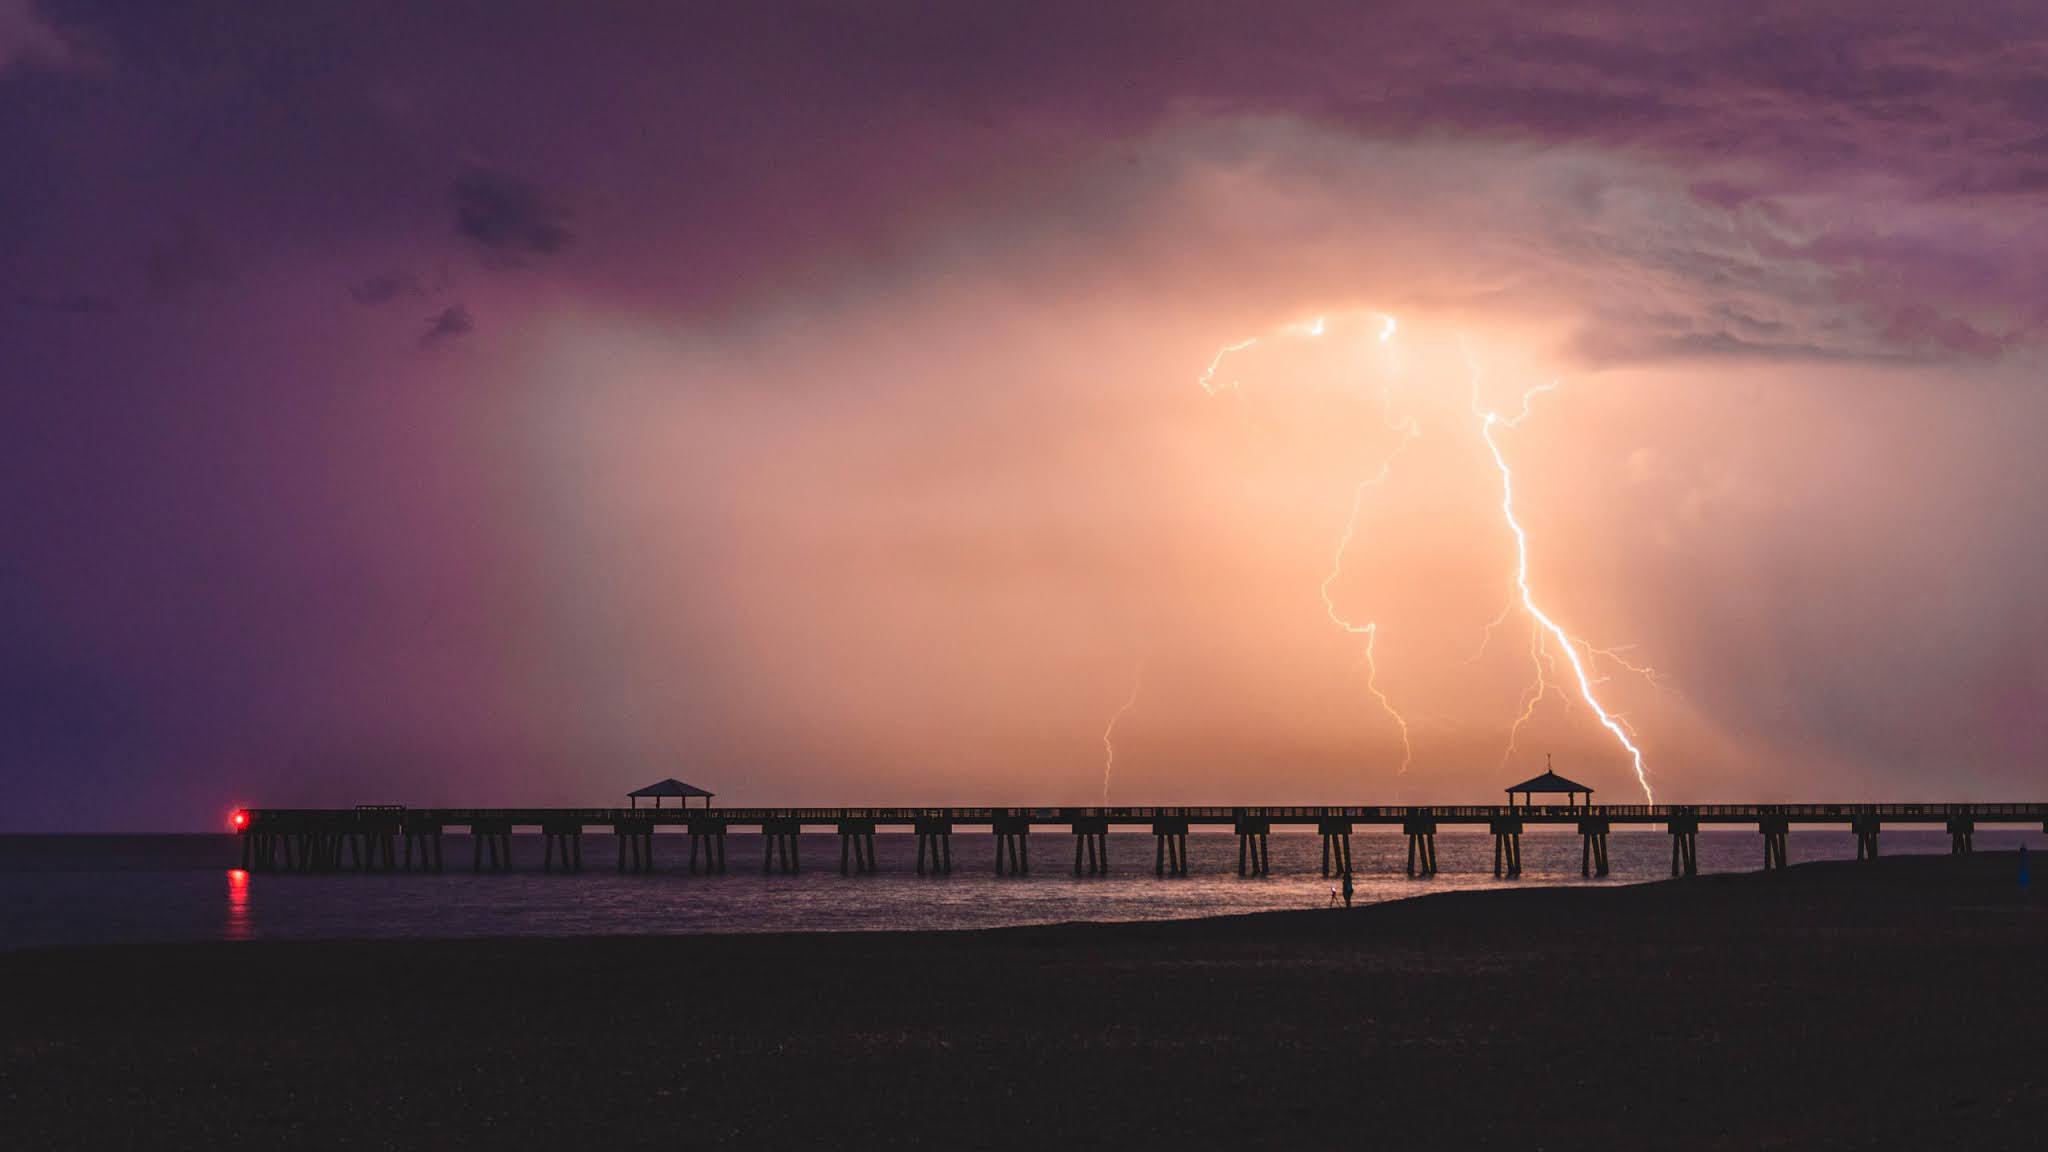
[231,810,248,830]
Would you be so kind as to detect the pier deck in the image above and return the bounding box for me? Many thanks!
[235,802,2048,878]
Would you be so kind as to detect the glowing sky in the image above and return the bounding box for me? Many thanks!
[5,2,2046,829]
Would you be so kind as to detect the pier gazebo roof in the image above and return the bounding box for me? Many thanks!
[1505,757,1593,807]
[1504,770,1593,796]
[628,778,714,809]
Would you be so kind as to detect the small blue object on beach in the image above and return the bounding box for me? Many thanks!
[2020,843,2030,890]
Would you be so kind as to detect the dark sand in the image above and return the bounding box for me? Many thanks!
[3,853,2042,1149]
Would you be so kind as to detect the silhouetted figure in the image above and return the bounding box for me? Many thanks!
[1328,885,1340,906]
[2021,843,2031,890]
[1342,872,1355,908]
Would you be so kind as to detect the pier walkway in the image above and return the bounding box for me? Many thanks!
[235,803,2047,879]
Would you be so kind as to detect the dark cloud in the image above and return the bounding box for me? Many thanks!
[143,218,229,296]
[420,303,472,346]
[15,292,113,314]
[452,166,572,260]
[347,270,422,305]
[7,2,2048,827]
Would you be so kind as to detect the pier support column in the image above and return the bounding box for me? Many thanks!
[542,826,582,874]
[1490,818,1524,878]
[1235,821,1271,877]
[1667,818,1699,877]
[1853,817,1881,862]
[1406,834,1438,876]
[687,822,727,875]
[1071,820,1109,876]
[1319,821,1354,878]
[994,832,1029,875]
[759,823,801,874]
[1947,816,1975,856]
[762,825,801,874]
[1234,834,1270,875]
[1494,833,1524,877]
[473,824,514,873]
[913,822,954,875]
[1578,819,1611,877]
[1404,818,1438,877]
[1152,821,1188,877]
[993,819,1030,876]
[837,822,877,875]
[1071,832,1108,875]
[1759,819,1789,871]
[615,823,654,874]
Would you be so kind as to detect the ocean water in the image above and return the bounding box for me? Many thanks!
[0,828,2033,951]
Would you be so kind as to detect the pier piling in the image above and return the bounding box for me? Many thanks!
[1667,817,1699,876]
[1579,819,1611,877]
[1151,821,1188,877]
[1403,818,1438,877]
[1490,817,1523,877]
[1759,818,1790,871]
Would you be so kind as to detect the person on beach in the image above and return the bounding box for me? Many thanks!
[2021,843,2030,891]
[1328,885,1340,906]
[1342,872,1354,908]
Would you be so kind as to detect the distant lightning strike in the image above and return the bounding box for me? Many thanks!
[1467,352,1655,803]
[1319,457,1417,776]
[1204,311,1417,776]
[1101,661,1144,802]
[1198,336,1262,395]
[1192,315,1663,801]
[1186,313,1661,801]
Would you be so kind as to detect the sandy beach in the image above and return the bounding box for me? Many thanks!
[2,852,2041,1149]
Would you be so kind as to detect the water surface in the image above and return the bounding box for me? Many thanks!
[0,829,2031,950]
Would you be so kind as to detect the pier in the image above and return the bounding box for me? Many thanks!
[234,803,2048,877]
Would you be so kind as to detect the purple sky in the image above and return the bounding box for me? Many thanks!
[4,2,2046,829]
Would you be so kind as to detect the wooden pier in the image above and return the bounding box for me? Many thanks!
[233,803,2048,878]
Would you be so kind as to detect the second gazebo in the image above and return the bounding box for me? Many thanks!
[628,778,715,810]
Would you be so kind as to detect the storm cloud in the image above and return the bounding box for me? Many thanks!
[452,166,572,260]
[4,2,2046,829]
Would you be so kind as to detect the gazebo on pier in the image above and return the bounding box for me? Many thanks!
[1505,756,1594,809]
[628,778,715,810]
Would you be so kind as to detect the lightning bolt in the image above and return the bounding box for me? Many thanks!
[1193,313,1658,801]
[1198,336,1262,395]
[1467,349,1655,804]
[1319,458,1418,776]
[1499,623,1551,769]
[1101,661,1144,803]
[1462,589,1519,665]
[1586,643,1676,690]
[1205,310,1417,779]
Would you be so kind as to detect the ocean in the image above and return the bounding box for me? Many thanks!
[0,828,2032,951]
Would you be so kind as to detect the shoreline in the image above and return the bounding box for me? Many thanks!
[3,852,2040,1147]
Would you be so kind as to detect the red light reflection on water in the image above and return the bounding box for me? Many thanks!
[226,868,251,940]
